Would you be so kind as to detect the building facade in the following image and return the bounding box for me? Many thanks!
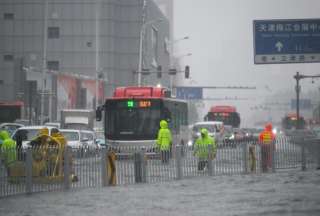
[0,0,170,122]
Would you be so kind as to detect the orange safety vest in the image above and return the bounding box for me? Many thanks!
[259,131,274,144]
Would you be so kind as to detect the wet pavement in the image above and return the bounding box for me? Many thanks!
[1,170,320,216]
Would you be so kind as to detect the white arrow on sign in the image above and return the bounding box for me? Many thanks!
[275,41,283,52]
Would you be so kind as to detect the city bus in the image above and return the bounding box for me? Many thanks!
[96,86,189,150]
[204,105,240,128]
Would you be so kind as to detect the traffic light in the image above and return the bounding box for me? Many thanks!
[157,65,162,78]
[185,65,190,79]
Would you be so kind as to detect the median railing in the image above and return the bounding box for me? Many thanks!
[1,135,319,197]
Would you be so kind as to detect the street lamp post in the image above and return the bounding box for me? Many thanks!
[138,19,163,86]
[294,71,320,129]
[95,0,101,109]
[40,0,49,124]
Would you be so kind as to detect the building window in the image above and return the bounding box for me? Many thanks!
[151,27,159,62]
[47,61,59,71]
[86,42,92,47]
[3,54,14,61]
[48,27,60,39]
[4,13,14,20]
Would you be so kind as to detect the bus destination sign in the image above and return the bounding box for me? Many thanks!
[127,100,152,108]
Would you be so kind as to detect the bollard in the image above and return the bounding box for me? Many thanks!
[248,143,257,173]
[134,152,141,183]
[101,147,107,187]
[134,148,146,183]
[207,145,213,176]
[107,150,116,186]
[242,142,248,174]
[271,141,276,173]
[317,141,320,170]
[26,148,33,195]
[301,142,306,171]
[141,148,147,183]
[175,145,182,180]
[64,146,70,190]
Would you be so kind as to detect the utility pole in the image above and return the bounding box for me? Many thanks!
[40,0,49,124]
[294,72,301,129]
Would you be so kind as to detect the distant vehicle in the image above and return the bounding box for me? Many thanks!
[282,113,306,130]
[80,130,97,148]
[60,129,82,149]
[188,121,224,148]
[221,125,234,143]
[60,129,97,149]
[0,123,24,136]
[0,101,24,124]
[204,105,240,128]
[94,128,107,148]
[96,86,189,150]
[60,109,95,131]
[11,126,59,149]
[312,127,320,139]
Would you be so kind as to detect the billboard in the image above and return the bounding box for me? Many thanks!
[57,74,78,110]
[57,74,104,111]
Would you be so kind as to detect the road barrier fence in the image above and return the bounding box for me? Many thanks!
[1,135,319,198]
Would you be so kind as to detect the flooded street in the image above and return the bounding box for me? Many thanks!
[1,170,320,216]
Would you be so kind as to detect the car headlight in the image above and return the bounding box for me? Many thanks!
[272,128,277,135]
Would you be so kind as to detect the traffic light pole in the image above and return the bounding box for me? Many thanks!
[294,72,320,129]
[172,86,256,90]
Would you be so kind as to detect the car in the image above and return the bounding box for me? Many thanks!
[188,121,224,148]
[0,123,24,136]
[11,125,60,149]
[60,129,98,149]
[60,129,82,149]
[94,128,108,148]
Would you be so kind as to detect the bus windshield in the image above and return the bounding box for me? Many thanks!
[106,107,160,140]
[207,112,240,128]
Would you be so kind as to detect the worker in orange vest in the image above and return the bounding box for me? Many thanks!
[259,123,275,172]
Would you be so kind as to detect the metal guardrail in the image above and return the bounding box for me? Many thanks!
[1,135,319,198]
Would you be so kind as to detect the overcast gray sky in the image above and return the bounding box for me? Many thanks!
[173,0,320,126]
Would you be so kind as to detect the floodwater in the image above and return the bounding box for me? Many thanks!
[0,170,320,216]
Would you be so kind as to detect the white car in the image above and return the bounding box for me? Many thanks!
[189,121,224,147]
[60,129,97,149]
[11,126,60,149]
[60,129,82,148]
